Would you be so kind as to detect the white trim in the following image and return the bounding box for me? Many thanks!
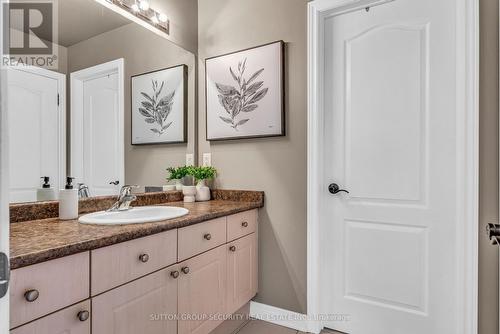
[249,301,314,333]
[0,0,9,330]
[307,1,479,334]
[70,58,125,188]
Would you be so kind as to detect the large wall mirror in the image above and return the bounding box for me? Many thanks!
[6,0,196,203]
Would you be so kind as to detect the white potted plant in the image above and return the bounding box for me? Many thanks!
[193,166,217,202]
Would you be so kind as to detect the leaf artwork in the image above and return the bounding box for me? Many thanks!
[138,80,176,136]
[215,58,268,130]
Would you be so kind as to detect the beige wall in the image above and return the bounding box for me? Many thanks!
[198,0,309,313]
[68,23,196,189]
[480,0,499,333]
[152,0,198,54]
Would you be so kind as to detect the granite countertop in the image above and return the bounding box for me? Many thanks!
[10,191,264,270]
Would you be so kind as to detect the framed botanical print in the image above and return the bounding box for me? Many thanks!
[205,41,285,141]
[131,64,187,145]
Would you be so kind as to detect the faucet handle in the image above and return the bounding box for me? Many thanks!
[119,185,140,196]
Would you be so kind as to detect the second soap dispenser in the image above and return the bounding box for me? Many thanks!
[59,177,79,220]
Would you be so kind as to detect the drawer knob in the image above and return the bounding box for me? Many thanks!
[181,266,190,274]
[204,233,212,241]
[229,245,236,252]
[242,221,249,228]
[139,254,150,263]
[77,310,90,322]
[24,289,39,302]
[170,271,180,279]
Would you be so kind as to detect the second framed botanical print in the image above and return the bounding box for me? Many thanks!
[205,41,285,141]
[131,64,187,145]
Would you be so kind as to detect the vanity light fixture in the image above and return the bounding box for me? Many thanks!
[139,0,149,11]
[101,0,170,34]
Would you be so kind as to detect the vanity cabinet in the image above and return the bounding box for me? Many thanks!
[226,233,258,315]
[92,265,179,334]
[10,209,259,334]
[10,300,91,334]
[178,245,227,334]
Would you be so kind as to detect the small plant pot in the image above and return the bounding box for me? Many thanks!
[182,186,197,203]
[173,179,183,191]
[195,180,211,202]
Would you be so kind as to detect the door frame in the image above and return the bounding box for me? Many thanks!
[0,0,9,330]
[306,0,479,333]
[70,58,125,187]
[7,65,67,192]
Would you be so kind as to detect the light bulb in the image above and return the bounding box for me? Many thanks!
[139,0,150,11]
[151,14,159,24]
[131,3,139,12]
[158,13,168,22]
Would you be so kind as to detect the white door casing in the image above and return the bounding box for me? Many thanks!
[307,0,479,334]
[0,0,9,328]
[6,66,66,202]
[71,59,124,196]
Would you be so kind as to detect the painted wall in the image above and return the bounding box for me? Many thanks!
[151,0,198,54]
[479,0,499,333]
[198,0,309,313]
[67,23,196,189]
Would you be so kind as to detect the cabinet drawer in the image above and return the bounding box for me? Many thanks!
[91,229,177,296]
[227,210,257,242]
[10,252,90,329]
[11,300,91,334]
[178,217,226,262]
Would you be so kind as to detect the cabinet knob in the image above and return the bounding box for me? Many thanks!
[181,267,190,274]
[77,310,90,322]
[139,254,150,263]
[203,233,212,241]
[241,221,249,228]
[170,270,180,279]
[24,289,39,302]
[229,245,236,252]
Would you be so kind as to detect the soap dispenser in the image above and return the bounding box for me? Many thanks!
[59,177,79,220]
[37,176,56,201]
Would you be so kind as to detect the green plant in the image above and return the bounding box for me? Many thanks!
[192,166,217,181]
[166,166,192,181]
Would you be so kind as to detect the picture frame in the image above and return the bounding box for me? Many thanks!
[131,64,187,145]
[205,40,285,141]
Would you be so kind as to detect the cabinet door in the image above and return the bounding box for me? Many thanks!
[226,233,258,314]
[178,245,227,334]
[92,265,179,334]
[11,300,90,334]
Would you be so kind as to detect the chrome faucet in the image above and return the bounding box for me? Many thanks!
[77,183,90,199]
[107,185,139,212]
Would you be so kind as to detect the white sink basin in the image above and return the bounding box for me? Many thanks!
[78,206,189,225]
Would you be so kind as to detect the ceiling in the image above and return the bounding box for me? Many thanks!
[58,0,132,47]
[10,0,132,47]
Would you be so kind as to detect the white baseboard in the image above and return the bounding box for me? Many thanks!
[249,301,321,334]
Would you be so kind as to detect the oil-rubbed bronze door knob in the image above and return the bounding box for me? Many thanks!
[139,254,150,263]
[204,233,212,241]
[229,246,236,252]
[170,271,180,279]
[77,310,90,322]
[181,267,190,274]
[24,289,39,302]
[241,221,249,228]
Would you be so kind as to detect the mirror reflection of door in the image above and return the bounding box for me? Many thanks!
[7,67,66,203]
[70,59,125,197]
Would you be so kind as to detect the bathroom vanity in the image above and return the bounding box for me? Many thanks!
[8,190,263,334]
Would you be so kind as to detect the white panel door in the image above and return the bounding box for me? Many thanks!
[72,65,123,196]
[7,68,64,202]
[322,0,459,333]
